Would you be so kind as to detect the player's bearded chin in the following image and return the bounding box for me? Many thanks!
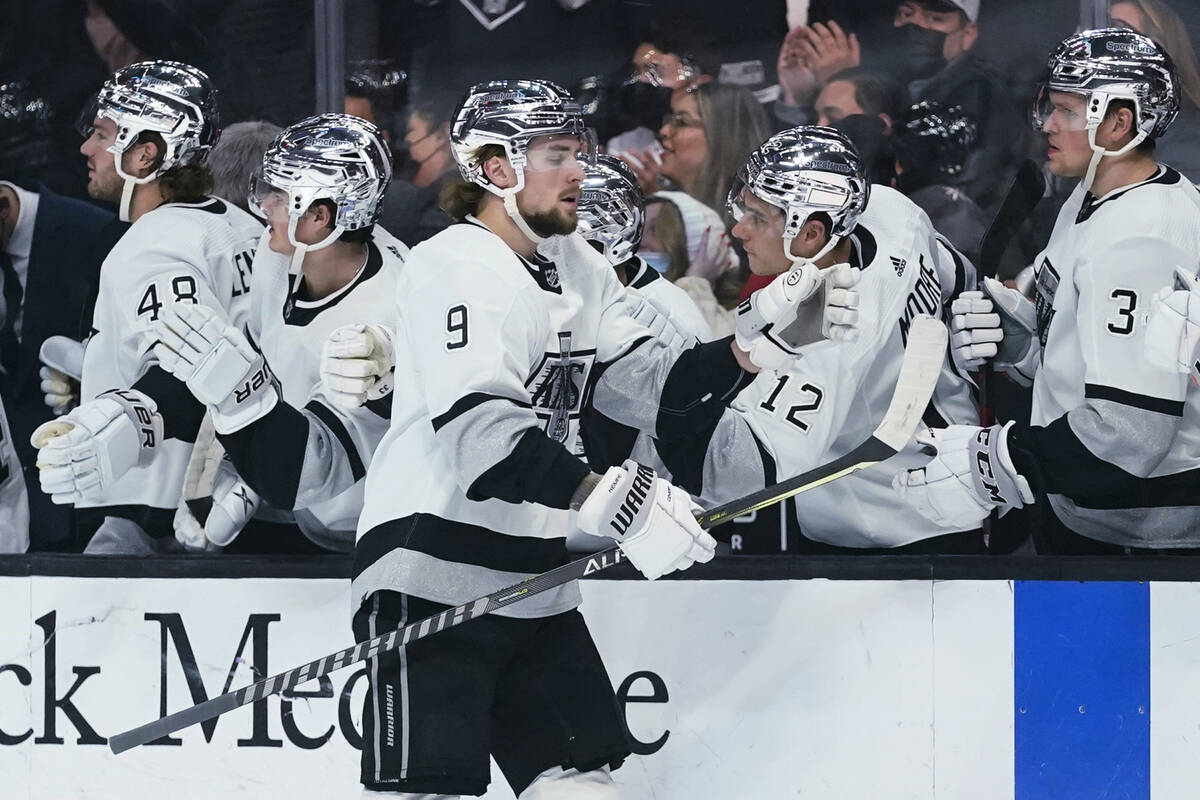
[521,198,578,237]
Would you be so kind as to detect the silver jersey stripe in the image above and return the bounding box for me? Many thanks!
[398,593,411,780]
[352,547,582,620]
[368,594,383,784]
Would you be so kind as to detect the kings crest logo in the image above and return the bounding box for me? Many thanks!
[526,332,595,444]
[1034,257,1060,350]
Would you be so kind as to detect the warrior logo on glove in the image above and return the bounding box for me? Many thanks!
[611,464,654,536]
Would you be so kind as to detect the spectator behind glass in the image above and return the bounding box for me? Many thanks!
[641,191,740,336]
[399,101,455,190]
[345,59,407,142]
[886,0,1028,214]
[1109,0,1200,182]
[372,99,454,247]
[890,101,988,265]
[815,69,901,130]
[655,83,772,229]
[207,121,281,214]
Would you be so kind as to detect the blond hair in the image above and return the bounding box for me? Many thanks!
[1118,0,1200,109]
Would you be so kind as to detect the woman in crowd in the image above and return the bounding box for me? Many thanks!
[1110,0,1200,182]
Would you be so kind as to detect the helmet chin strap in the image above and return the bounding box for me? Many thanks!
[503,189,551,247]
[286,216,346,275]
[111,136,172,222]
[783,233,841,270]
[1081,116,1148,193]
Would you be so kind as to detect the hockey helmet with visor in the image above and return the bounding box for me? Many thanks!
[727,125,869,267]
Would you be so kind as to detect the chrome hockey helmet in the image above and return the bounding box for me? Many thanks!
[251,113,392,271]
[577,154,645,266]
[1034,28,1179,188]
[85,60,220,219]
[450,79,595,243]
[727,125,869,266]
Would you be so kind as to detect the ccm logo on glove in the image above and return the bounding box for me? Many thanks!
[973,427,1004,504]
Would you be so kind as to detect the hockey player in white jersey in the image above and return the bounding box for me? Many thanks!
[343,79,861,798]
[148,113,405,553]
[899,29,1200,553]
[578,154,712,348]
[30,61,262,553]
[650,125,981,550]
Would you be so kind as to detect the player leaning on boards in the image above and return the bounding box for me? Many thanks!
[30,61,262,553]
[650,125,981,551]
[148,114,407,553]
[900,29,1200,553]
[333,79,858,798]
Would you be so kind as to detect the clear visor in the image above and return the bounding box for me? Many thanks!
[727,186,783,232]
[1033,87,1089,132]
[524,129,598,173]
[248,169,292,223]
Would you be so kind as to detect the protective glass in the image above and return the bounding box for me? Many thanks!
[248,169,291,223]
[1032,87,1089,132]
[524,129,597,172]
[727,187,782,233]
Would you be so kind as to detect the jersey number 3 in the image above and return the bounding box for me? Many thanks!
[1107,289,1137,336]
[137,276,199,322]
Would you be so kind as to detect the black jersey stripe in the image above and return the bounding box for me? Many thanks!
[82,504,176,540]
[1084,384,1185,417]
[1009,415,1200,510]
[431,391,532,432]
[305,399,366,481]
[354,514,570,580]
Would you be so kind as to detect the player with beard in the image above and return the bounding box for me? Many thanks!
[345,79,858,798]
[31,61,262,553]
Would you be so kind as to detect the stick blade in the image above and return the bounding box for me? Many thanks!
[872,315,947,452]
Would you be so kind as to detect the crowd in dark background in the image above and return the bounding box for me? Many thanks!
[3,0,1200,554]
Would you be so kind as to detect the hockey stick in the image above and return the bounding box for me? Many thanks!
[978,159,1045,281]
[107,317,947,755]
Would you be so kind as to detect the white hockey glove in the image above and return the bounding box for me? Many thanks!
[38,336,85,416]
[981,277,1039,386]
[892,421,1034,530]
[735,262,860,371]
[320,323,396,410]
[174,461,261,552]
[577,460,716,580]
[151,304,278,434]
[949,291,1002,371]
[31,389,163,504]
[626,291,691,351]
[1144,266,1200,374]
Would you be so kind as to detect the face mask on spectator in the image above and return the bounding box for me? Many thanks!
[638,250,672,273]
[896,23,949,81]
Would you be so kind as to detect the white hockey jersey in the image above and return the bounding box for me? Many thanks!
[665,186,979,548]
[1018,165,1200,546]
[241,227,406,551]
[77,197,261,535]
[354,218,752,616]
